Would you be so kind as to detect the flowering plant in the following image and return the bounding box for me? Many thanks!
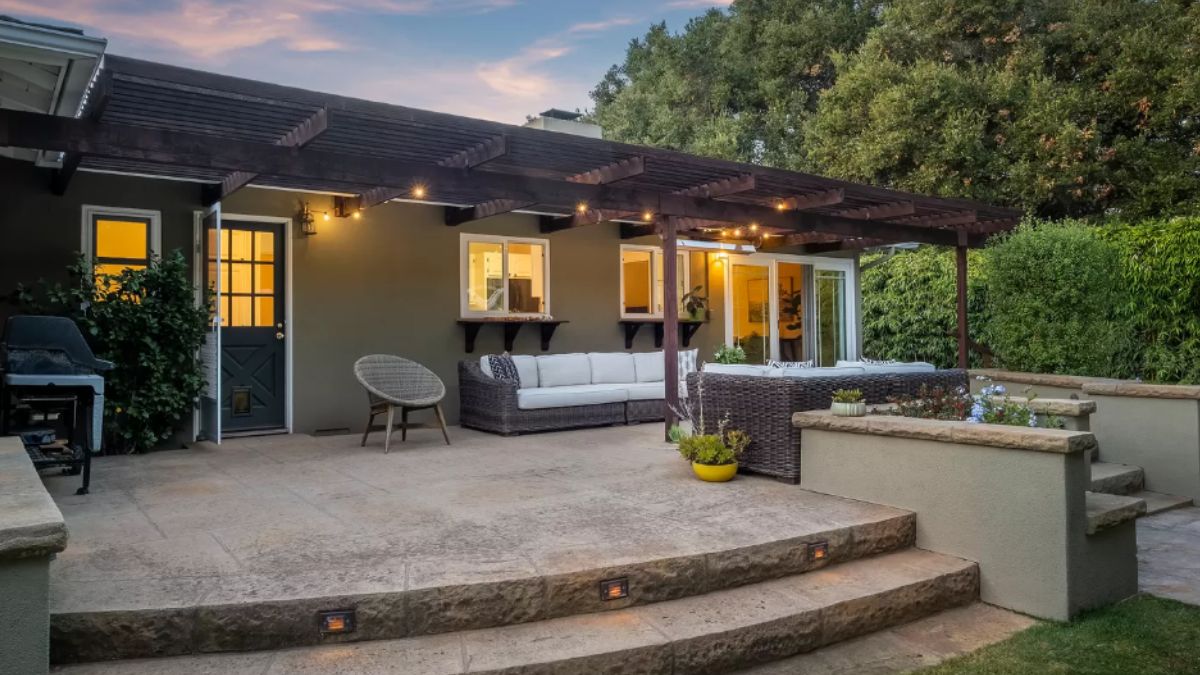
[881,382,1055,428]
[968,384,1036,427]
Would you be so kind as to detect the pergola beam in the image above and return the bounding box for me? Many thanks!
[201,107,329,205]
[0,109,985,247]
[566,156,644,185]
[361,134,510,210]
[833,201,916,221]
[897,211,978,227]
[50,72,111,196]
[540,158,648,232]
[590,174,758,231]
[779,188,845,211]
[444,198,534,226]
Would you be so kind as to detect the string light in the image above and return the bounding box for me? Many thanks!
[322,211,331,221]
[749,223,759,232]
[641,211,654,222]
[776,201,787,212]
[576,202,589,214]
[412,185,427,199]
[733,227,743,237]
[352,209,362,220]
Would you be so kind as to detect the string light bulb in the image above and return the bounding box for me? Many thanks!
[576,201,589,214]
[749,223,759,232]
[322,211,330,222]
[641,211,654,222]
[733,227,743,237]
[412,185,427,199]
[352,209,362,220]
[776,201,787,212]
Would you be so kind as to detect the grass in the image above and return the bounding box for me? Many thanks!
[921,595,1200,674]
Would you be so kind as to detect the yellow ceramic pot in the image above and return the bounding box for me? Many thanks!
[692,462,738,482]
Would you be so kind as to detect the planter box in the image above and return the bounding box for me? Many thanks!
[792,412,1136,621]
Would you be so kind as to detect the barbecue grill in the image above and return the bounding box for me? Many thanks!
[2,315,112,494]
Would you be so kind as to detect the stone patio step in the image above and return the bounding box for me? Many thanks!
[1089,461,1144,495]
[51,548,979,675]
[1085,491,1146,535]
[1132,490,1194,515]
[50,510,917,663]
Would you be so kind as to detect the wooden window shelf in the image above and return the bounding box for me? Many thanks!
[458,319,567,353]
[617,319,703,350]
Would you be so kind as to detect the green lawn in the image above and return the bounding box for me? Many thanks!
[921,596,1200,674]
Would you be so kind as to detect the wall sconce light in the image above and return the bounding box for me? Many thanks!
[297,201,318,236]
[599,577,629,601]
[317,609,356,634]
[807,541,829,562]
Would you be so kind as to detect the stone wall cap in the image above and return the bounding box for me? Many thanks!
[0,437,68,560]
[1086,492,1146,535]
[1082,382,1200,400]
[997,396,1096,417]
[792,411,1096,454]
[970,369,1117,390]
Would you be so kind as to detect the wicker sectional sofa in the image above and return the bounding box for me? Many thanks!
[459,351,687,435]
[687,364,968,483]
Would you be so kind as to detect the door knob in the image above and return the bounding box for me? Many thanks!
[275,331,286,340]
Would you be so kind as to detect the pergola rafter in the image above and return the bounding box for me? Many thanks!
[49,71,111,196]
[359,134,509,210]
[201,107,330,206]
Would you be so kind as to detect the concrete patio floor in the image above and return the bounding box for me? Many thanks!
[43,424,911,621]
[1138,505,1200,606]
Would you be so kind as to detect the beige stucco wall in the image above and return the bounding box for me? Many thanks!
[0,557,52,674]
[1089,394,1200,499]
[797,427,1135,620]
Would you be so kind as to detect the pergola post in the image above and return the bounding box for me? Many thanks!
[661,215,680,439]
[955,232,969,369]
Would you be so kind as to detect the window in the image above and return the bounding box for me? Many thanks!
[619,245,688,318]
[814,268,848,366]
[461,235,549,316]
[82,206,161,285]
[207,227,277,327]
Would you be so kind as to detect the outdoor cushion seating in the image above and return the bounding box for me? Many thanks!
[459,349,697,434]
[354,354,451,452]
[688,365,968,483]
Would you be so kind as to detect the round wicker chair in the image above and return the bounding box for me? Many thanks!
[353,354,450,452]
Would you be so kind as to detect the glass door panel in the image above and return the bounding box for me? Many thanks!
[731,262,771,364]
[815,269,847,366]
[777,262,806,362]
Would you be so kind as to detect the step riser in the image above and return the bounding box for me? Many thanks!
[51,514,917,663]
[1090,471,1144,496]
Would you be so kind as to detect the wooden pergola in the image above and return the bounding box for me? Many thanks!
[0,55,1022,435]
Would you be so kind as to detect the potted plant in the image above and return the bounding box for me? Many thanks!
[682,285,707,321]
[676,423,750,482]
[712,343,747,364]
[831,388,866,417]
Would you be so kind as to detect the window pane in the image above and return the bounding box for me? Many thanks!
[815,270,847,366]
[731,263,771,364]
[230,230,252,261]
[254,231,275,262]
[652,252,687,315]
[230,263,252,294]
[622,249,652,315]
[255,297,274,327]
[255,264,274,294]
[508,242,545,314]
[95,218,148,260]
[230,296,252,327]
[214,296,229,326]
[778,262,806,362]
[467,241,505,312]
[207,228,230,260]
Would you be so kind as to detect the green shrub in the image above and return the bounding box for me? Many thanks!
[860,246,988,368]
[1102,217,1200,384]
[982,220,1131,377]
[14,252,210,452]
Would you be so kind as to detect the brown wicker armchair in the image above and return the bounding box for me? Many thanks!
[687,369,968,483]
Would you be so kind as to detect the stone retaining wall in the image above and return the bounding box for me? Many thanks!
[1083,382,1200,499]
[792,411,1137,620]
[969,369,1119,399]
[0,436,67,675]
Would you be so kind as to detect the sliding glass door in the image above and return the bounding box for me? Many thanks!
[724,255,855,365]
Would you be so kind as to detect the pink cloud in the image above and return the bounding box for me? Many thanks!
[664,0,732,8]
[567,17,638,34]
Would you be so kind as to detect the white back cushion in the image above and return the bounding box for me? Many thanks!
[479,355,493,377]
[632,351,665,383]
[589,352,637,384]
[536,353,592,388]
[779,366,866,378]
[703,363,774,377]
[512,355,539,389]
[837,360,936,374]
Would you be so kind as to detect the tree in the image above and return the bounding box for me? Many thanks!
[590,0,884,166]
[804,0,1200,218]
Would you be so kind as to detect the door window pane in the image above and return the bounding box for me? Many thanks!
[255,264,274,294]
[467,241,504,312]
[230,296,252,327]
[254,231,275,262]
[255,297,274,327]
[622,249,653,314]
[508,242,545,314]
[815,269,847,366]
[230,263,252,294]
[777,262,806,362]
[230,229,253,261]
[732,263,771,364]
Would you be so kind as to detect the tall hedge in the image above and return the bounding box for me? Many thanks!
[982,221,1131,377]
[1103,217,1200,384]
[860,246,988,369]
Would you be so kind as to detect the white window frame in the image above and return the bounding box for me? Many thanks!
[618,244,690,319]
[459,233,551,318]
[81,204,162,266]
[722,252,858,363]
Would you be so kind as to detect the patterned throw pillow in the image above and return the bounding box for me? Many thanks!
[769,360,813,369]
[677,348,698,380]
[488,353,520,383]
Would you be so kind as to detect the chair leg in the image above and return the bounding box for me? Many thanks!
[361,411,376,447]
[401,407,408,442]
[435,404,450,445]
[383,405,395,454]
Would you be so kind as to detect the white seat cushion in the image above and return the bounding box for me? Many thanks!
[703,363,776,377]
[779,366,867,378]
[516,384,629,410]
[632,351,665,383]
[536,353,592,388]
[589,352,637,384]
[623,382,665,401]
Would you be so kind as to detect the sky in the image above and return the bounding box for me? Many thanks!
[1,0,732,123]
